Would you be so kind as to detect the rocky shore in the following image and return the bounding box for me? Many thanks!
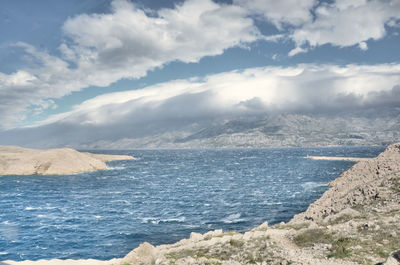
[2,143,400,265]
[0,146,134,176]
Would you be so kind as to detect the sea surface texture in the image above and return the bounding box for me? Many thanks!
[0,147,384,261]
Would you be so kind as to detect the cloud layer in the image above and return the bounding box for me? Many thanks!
[39,63,400,126]
[2,63,398,147]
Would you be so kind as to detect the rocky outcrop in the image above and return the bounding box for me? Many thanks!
[0,146,134,176]
[291,142,400,223]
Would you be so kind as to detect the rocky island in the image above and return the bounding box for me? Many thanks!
[2,143,400,265]
[0,146,134,176]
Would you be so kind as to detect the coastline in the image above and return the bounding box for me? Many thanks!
[306,155,370,162]
[2,143,400,265]
[0,146,134,176]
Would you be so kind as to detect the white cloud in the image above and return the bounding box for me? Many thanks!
[359,41,368,51]
[233,0,399,55]
[288,46,307,57]
[0,0,260,130]
[37,63,400,129]
[61,0,259,75]
[233,0,316,28]
[290,0,400,52]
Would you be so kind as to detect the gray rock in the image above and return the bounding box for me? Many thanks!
[376,249,400,265]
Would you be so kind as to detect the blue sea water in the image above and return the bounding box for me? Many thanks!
[0,146,384,261]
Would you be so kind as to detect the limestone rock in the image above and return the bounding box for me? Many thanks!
[291,142,400,223]
[323,207,361,224]
[123,242,157,264]
[190,232,203,242]
[0,146,134,176]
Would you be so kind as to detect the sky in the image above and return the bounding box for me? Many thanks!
[0,0,400,147]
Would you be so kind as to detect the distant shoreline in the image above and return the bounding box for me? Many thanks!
[306,155,370,162]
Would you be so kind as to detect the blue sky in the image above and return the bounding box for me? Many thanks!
[0,0,400,146]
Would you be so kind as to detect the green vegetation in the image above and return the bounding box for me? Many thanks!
[327,214,353,225]
[229,238,244,247]
[294,229,353,259]
[327,238,352,259]
[293,228,333,247]
[274,222,309,231]
[353,221,400,261]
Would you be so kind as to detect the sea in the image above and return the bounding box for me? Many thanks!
[0,146,384,261]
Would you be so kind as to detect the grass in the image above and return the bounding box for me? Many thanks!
[327,238,352,259]
[355,221,400,260]
[165,249,200,260]
[229,238,244,247]
[293,228,333,247]
[293,228,354,259]
[164,234,276,264]
[274,222,309,231]
[327,214,354,225]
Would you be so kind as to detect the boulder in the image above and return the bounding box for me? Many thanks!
[376,250,400,265]
[123,242,157,264]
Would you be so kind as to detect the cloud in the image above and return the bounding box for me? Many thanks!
[290,0,400,53]
[0,0,260,130]
[288,46,308,57]
[233,0,316,28]
[358,41,368,51]
[62,0,259,69]
[3,63,398,147]
[234,0,400,54]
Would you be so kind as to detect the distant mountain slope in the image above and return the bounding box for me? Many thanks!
[80,113,400,149]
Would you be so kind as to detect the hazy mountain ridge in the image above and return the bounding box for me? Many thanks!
[79,113,400,149]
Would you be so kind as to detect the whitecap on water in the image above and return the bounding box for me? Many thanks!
[221,213,245,224]
[108,166,126,171]
[261,201,283,206]
[141,216,186,224]
[301,181,327,191]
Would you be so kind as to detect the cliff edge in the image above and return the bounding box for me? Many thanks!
[0,146,134,176]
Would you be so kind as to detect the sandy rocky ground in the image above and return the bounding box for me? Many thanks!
[0,146,134,175]
[2,143,400,265]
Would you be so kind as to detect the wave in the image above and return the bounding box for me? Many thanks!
[261,201,283,206]
[107,166,126,170]
[24,206,57,211]
[141,216,186,224]
[221,213,246,224]
[301,181,328,191]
